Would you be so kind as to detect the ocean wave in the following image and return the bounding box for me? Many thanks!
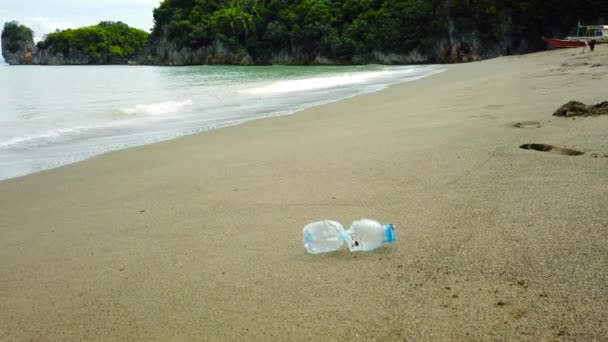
[242,71,392,95]
[0,122,132,151]
[120,99,193,116]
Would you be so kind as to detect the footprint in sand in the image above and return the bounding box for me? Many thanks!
[520,144,584,156]
[513,121,541,128]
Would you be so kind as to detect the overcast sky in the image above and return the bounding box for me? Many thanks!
[1,0,161,44]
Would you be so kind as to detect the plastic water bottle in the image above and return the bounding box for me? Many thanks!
[346,219,396,252]
[302,220,351,254]
[303,219,396,254]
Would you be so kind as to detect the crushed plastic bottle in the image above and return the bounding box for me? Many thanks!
[302,220,351,254]
[302,218,395,254]
[346,219,396,252]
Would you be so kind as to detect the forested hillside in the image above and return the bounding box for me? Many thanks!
[142,0,607,65]
[36,22,148,64]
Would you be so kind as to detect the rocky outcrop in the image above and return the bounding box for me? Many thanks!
[1,36,34,65]
[4,44,141,65]
[139,30,252,66]
[141,35,438,66]
[2,44,99,65]
[32,46,90,65]
[140,34,495,66]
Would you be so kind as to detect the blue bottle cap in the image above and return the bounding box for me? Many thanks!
[384,224,396,243]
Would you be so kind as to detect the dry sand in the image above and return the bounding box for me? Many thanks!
[1,46,607,341]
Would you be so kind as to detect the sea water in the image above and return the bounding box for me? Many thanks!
[0,64,441,180]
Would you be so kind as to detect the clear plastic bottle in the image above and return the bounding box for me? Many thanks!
[302,220,351,254]
[346,219,396,252]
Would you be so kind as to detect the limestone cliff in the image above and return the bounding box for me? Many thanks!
[1,21,35,65]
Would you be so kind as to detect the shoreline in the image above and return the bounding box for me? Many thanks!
[0,64,443,182]
[1,47,607,340]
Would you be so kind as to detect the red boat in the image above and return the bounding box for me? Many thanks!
[542,37,587,48]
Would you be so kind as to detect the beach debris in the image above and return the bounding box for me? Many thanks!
[303,219,396,254]
[553,100,608,117]
[520,143,584,156]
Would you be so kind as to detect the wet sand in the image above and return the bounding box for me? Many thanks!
[1,46,607,340]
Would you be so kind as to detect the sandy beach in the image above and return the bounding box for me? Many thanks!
[1,46,607,341]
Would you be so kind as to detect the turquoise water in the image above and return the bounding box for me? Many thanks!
[0,64,441,180]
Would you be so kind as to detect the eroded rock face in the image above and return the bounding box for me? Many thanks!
[139,36,254,66]
[32,47,90,65]
[1,38,35,65]
[139,35,453,66]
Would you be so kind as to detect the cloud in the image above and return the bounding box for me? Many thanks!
[1,1,159,42]
[52,0,160,6]
[22,17,77,42]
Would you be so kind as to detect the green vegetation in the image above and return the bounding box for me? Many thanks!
[447,0,606,48]
[150,0,607,62]
[38,21,148,63]
[1,21,34,53]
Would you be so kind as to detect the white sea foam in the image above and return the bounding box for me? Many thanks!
[0,125,106,151]
[0,100,195,152]
[243,71,391,95]
[0,127,80,149]
[122,99,193,116]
